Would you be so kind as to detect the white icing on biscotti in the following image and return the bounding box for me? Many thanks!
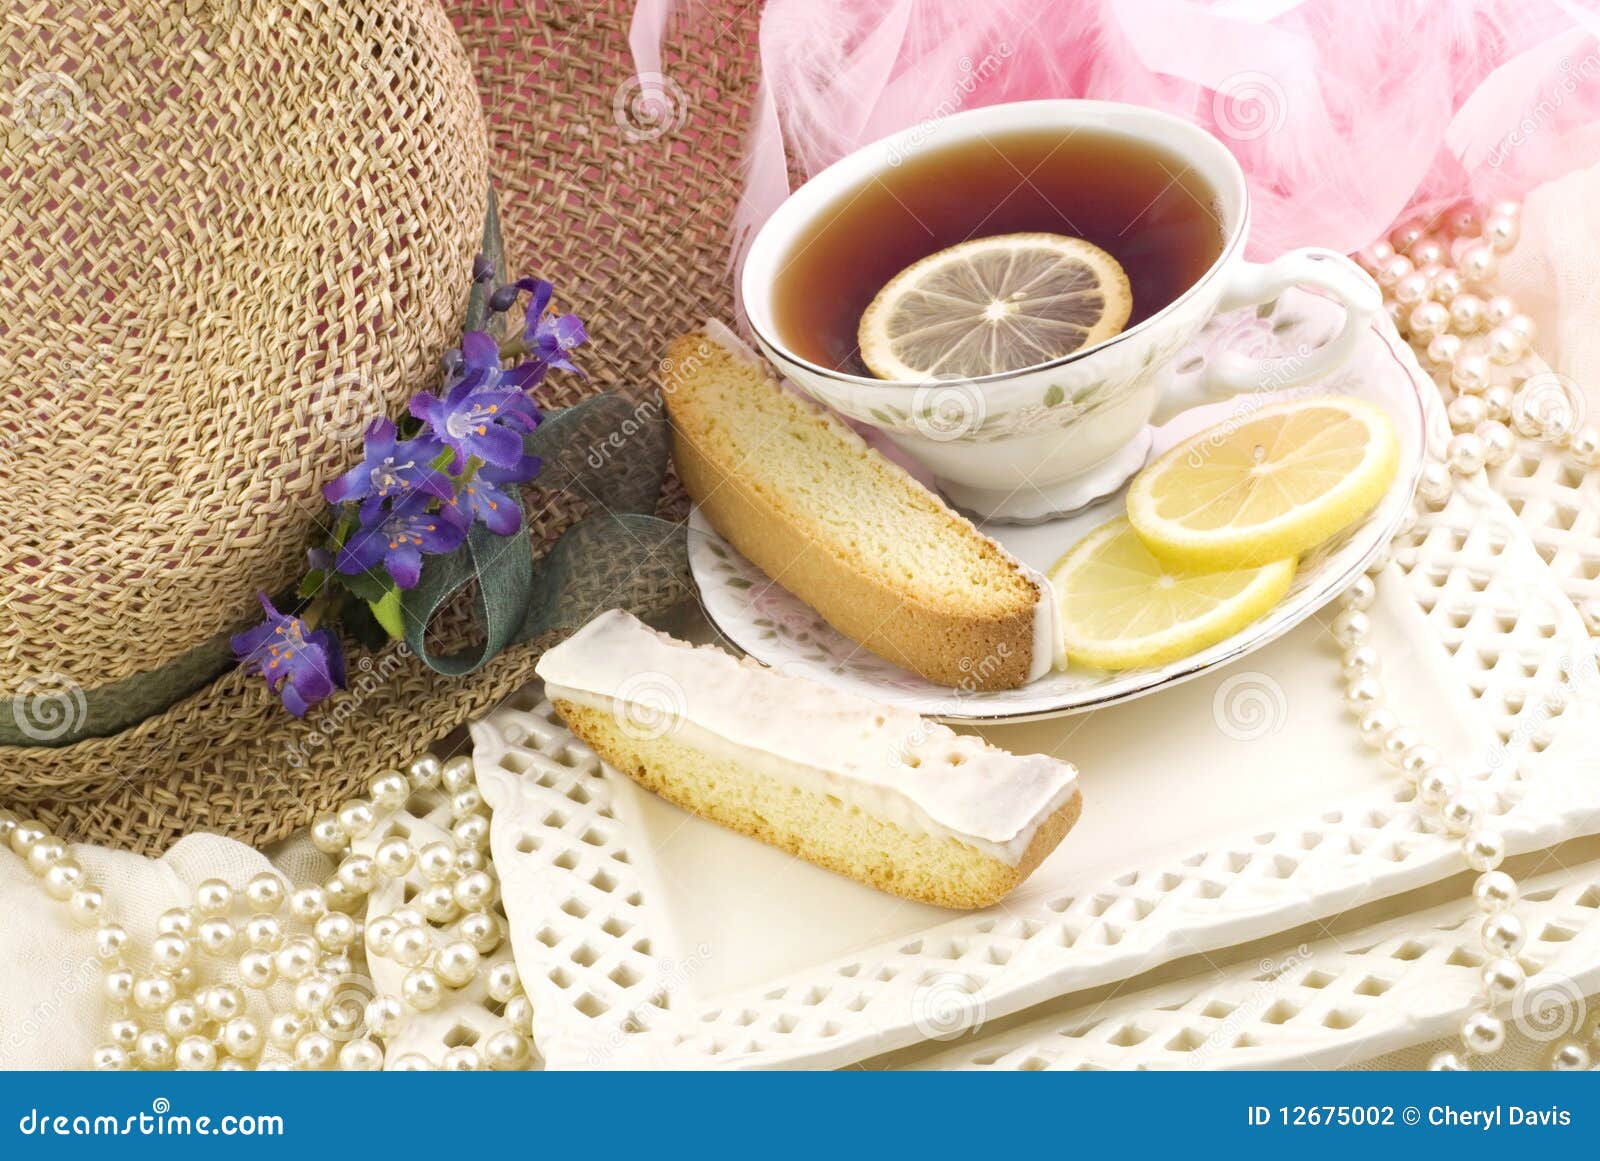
[535,610,1079,864]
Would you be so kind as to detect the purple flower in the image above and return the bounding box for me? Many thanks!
[336,493,467,589]
[410,342,540,473]
[441,456,538,536]
[231,593,345,717]
[322,418,452,519]
[520,280,587,376]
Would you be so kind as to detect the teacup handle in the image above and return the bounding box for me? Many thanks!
[1158,248,1383,422]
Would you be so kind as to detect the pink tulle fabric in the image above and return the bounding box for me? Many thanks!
[632,0,1600,281]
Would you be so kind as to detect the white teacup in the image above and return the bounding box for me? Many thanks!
[741,99,1383,523]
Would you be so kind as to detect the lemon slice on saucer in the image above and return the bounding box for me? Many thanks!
[857,233,1133,380]
[1126,396,1400,571]
[1050,518,1296,670]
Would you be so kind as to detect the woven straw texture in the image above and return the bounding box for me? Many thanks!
[0,0,761,852]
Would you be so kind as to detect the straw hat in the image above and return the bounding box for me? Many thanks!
[0,1,759,852]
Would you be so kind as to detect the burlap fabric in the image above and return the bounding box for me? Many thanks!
[0,0,761,852]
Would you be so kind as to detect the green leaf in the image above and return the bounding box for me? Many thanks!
[340,599,391,654]
[431,446,457,473]
[1043,384,1065,407]
[297,569,327,599]
[369,588,406,640]
[341,567,393,604]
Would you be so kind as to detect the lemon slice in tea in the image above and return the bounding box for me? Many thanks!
[1126,396,1399,571]
[1050,518,1296,670]
[857,233,1133,380]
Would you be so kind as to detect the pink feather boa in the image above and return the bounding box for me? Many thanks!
[632,0,1600,283]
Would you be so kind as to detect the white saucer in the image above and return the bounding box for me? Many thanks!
[688,291,1433,722]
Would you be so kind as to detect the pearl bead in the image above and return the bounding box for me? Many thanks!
[1428,1050,1467,1071]
[419,884,460,923]
[338,800,377,841]
[275,936,318,982]
[1358,708,1399,750]
[485,961,522,1004]
[267,1012,306,1049]
[391,925,432,967]
[1476,420,1515,467]
[244,871,287,912]
[1331,609,1371,647]
[156,907,194,936]
[1473,870,1518,913]
[9,820,46,856]
[1425,333,1461,367]
[91,1044,129,1071]
[221,1016,263,1058]
[365,915,400,958]
[1463,829,1506,872]
[1415,765,1458,805]
[1507,313,1536,345]
[1482,384,1513,421]
[1417,462,1453,509]
[42,861,83,901]
[245,913,283,950]
[175,1035,218,1071]
[103,967,135,1004]
[451,787,486,818]
[1461,1009,1506,1055]
[418,841,456,883]
[364,995,407,1038]
[1449,353,1490,395]
[1380,726,1422,769]
[1551,1041,1591,1071]
[1459,244,1497,284]
[503,994,535,1033]
[133,975,176,1012]
[150,932,192,974]
[1340,575,1377,612]
[26,837,67,875]
[459,911,502,954]
[435,941,481,987]
[442,755,476,792]
[1399,745,1440,782]
[1485,325,1524,365]
[392,906,426,929]
[337,854,377,895]
[196,916,237,955]
[453,870,496,912]
[294,974,334,1014]
[453,815,490,852]
[1449,206,1481,236]
[135,1029,175,1069]
[1569,425,1600,466]
[1344,677,1384,714]
[1481,956,1525,1002]
[1390,222,1425,253]
[483,1029,531,1070]
[94,924,129,963]
[288,886,328,923]
[390,1052,434,1071]
[338,1038,385,1071]
[107,1018,141,1049]
[1449,294,1484,334]
[1481,912,1525,955]
[1340,644,1380,681]
[68,885,106,926]
[402,967,444,1011]
[1447,433,1485,476]
[238,948,277,989]
[455,848,488,876]
[294,1031,335,1070]
[194,878,233,915]
[203,984,245,1022]
[374,837,415,878]
[163,998,203,1038]
[1430,268,1463,305]
[1446,393,1487,432]
[409,754,443,789]
[1410,237,1446,267]
[314,911,357,952]
[1393,270,1431,306]
[311,817,349,854]
[324,877,364,912]
[1441,792,1482,834]
[1376,254,1413,287]
[442,1046,484,1070]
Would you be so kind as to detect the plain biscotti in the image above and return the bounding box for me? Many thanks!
[536,611,1082,909]
[661,321,1053,690]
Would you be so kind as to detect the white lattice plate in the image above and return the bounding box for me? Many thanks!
[689,291,1427,721]
[471,405,1600,1067]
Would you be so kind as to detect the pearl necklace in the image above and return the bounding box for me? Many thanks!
[1358,198,1598,1071]
[0,753,532,1070]
[3,202,1597,1073]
